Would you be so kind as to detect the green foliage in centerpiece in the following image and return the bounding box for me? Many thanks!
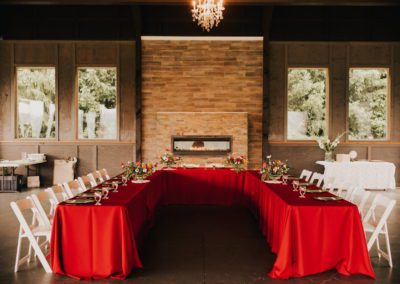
[159,149,181,168]
[316,132,345,161]
[261,155,289,181]
[226,153,247,172]
[121,161,156,180]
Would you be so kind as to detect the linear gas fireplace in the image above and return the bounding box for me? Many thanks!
[172,135,232,155]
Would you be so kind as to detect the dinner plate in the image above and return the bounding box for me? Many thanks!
[263,180,282,184]
[103,181,123,185]
[132,180,150,184]
[205,164,225,168]
[79,193,96,198]
[64,198,95,205]
[287,177,300,180]
[305,189,328,193]
[313,196,343,201]
[183,164,200,168]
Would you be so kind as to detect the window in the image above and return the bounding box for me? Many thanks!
[16,67,56,139]
[77,68,118,139]
[287,68,328,140]
[348,68,389,140]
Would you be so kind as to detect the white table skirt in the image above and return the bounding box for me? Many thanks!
[316,161,396,190]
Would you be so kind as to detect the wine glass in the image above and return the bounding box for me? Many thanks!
[94,192,102,206]
[299,186,306,198]
[282,174,288,185]
[102,187,109,199]
[122,175,128,186]
[292,180,299,191]
[112,182,119,193]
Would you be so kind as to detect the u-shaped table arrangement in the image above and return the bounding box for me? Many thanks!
[50,168,375,280]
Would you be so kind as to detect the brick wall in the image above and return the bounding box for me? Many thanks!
[142,39,263,168]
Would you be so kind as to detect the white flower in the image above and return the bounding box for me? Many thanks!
[143,169,147,173]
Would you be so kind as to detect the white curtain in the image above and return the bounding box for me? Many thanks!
[46,103,55,138]
[99,104,116,139]
[87,111,96,139]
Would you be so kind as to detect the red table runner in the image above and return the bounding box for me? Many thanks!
[51,168,375,280]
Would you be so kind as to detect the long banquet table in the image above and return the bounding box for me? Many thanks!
[51,168,375,280]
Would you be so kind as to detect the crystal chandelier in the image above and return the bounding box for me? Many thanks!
[191,0,225,32]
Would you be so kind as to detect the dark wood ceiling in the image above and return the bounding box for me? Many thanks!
[1,0,399,6]
[1,5,399,40]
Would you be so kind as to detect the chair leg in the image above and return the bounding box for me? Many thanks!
[376,234,381,258]
[27,235,52,273]
[384,223,393,267]
[14,229,22,273]
[27,242,32,263]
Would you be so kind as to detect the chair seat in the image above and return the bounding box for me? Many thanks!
[24,226,51,238]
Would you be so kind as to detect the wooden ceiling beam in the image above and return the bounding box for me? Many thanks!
[0,0,399,6]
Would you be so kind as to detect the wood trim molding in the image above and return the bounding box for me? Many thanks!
[268,140,400,145]
[0,140,136,145]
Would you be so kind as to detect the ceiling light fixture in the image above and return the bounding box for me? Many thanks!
[191,0,225,32]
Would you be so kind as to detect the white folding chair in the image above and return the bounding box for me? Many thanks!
[98,168,111,181]
[299,169,312,182]
[10,199,52,273]
[45,184,68,204]
[335,182,354,198]
[88,171,104,185]
[30,192,56,226]
[78,175,96,191]
[363,194,396,267]
[349,188,371,218]
[63,180,84,198]
[310,172,324,187]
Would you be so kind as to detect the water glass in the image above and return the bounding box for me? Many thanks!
[299,186,306,198]
[122,175,128,186]
[112,182,119,193]
[282,175,288,185]
[102,187,109,199]
[292,180,299,191]
[94,192,102,206]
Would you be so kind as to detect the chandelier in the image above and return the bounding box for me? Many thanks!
[191,0,225,32]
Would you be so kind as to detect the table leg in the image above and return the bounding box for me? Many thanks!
[2,168,4,191]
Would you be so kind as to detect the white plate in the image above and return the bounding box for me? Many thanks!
[313,196,343,201]
[263,180,282,184]
[132,180,150,184]
[183,164,200,168]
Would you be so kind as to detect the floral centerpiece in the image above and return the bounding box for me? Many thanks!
[121,161,156,183]
[159,149,181,169]
[316,132,345,161]
[226,153,247,172]
[260,155,289,181]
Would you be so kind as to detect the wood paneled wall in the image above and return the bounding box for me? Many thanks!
[266,42,400,183]
[0,41,136,186]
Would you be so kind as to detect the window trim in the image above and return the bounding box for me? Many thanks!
[75,65,120,141]
[347,67,391,142]
[14,65,58,141]
[285,66,330,142]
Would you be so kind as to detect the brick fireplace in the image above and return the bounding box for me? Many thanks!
[142,37,263,168]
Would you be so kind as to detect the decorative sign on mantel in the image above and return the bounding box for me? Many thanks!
[172,135,232,155]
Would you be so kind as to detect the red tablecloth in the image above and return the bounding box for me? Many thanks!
[51,169,375,280]
[244,171,375,279]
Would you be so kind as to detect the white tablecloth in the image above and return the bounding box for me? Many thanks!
[316,161,396,190]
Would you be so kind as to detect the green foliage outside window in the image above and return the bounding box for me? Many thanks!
[348,69,388,140]
[287,68,327,140]
[78,68,117,139]
[17,68,56,138]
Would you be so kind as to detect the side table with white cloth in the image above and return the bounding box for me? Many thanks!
[0,159,46,192]
[316,160,396,190]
